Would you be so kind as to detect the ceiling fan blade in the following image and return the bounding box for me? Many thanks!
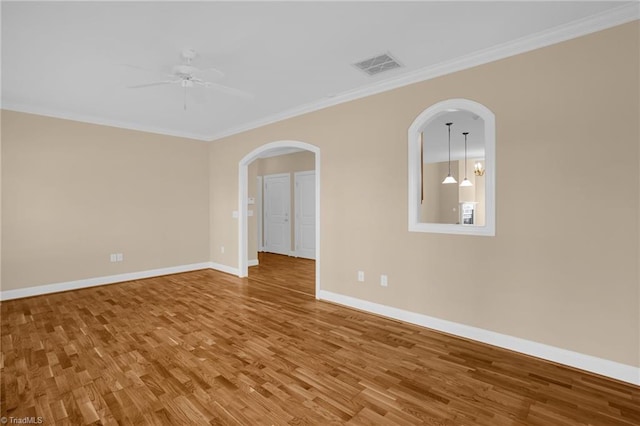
[127,80,178,89]
[201,82,253,99]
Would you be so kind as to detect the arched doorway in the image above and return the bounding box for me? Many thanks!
[238,141,320,297]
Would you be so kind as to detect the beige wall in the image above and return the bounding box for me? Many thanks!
[257,151,315,176]
[0,111,3,288]
[1,111,210,290]
[1,22,637,370]
[208,22,640,367]
[248,161,259,261]
[421,161,460,224]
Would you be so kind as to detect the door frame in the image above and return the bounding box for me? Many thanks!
[256,176,264,252]
[238,141,321,297]
[294,170,316,260]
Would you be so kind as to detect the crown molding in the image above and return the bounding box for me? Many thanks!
[1,102,210,142]
[2,4,637,142]
[208,3,639,142]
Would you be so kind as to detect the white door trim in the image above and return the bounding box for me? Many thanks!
[257,176,264,252]
[294,170,316,260]
[238,141,321,298]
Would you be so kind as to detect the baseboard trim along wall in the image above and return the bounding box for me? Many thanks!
[317,290,640,386]
[209,262,240,276]
[248,259,259,267]
[1,261,245,301]
[0,262,212,301]
[0,260,248,301]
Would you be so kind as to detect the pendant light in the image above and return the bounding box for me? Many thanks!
[442,122,457,184]
[460,132,472,187]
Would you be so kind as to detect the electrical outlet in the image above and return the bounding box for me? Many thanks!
[221,246,225,254]
[110,254,116,262]
[116,253,123,262]
[380,274,388,287]
[357,271,365,282]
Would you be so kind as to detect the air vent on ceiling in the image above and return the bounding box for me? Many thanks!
[353,53,403,76]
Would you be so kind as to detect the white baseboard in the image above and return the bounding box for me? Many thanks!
[1,260,243,301]
[0,262,212,301]
[209,262,240,276]
[248,259,259,267]
[317,290,640,386]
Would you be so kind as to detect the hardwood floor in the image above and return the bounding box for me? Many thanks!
[1,257,639,425]
[249,252,315,296]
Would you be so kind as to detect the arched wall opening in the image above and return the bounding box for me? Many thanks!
[238,140,321,297]
[408,98,496,236]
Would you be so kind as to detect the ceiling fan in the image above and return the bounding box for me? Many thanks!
[127,48,252,110]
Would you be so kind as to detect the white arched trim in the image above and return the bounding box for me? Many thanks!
[408,98,496,236]
[238,141,321,297]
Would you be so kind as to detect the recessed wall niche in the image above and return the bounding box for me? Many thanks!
[408,99,495,236]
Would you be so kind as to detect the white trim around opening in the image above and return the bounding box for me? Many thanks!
[408,98,496,236]
[238,141,321,298]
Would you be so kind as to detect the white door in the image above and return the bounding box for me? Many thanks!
[295,171,316,260]
[264,173,291,256]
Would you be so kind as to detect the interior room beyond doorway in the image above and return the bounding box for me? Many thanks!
[247,149,317,294]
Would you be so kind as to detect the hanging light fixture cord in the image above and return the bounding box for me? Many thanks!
[459,132,473,187]
[442,122,457,184]
[447,122,452,175]
[463,132,468,179]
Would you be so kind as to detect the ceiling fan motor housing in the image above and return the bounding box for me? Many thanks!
[173,64,197,78]
[181,48,198,62]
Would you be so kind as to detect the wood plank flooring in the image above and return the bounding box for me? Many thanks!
[1,254,639,425]
[249,252,315,297]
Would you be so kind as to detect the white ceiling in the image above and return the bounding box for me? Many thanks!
[2,1,637,142]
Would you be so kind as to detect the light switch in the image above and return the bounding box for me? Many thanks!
[248,197,255,205]
[232,210,239,218]
[380,274,388,287]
